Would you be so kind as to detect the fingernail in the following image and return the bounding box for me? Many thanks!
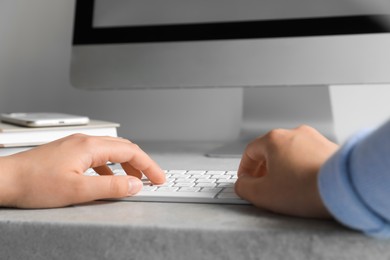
[128,177,142,196]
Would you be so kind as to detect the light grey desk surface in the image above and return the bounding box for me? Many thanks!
[0,142,389,260]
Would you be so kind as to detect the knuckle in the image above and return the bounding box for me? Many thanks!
[57,133,86,145]
[245,138,257,151]
[74,135,99,148]
[265,128,287,144]
[70,133,87,138]
[120,137,132,144]
[260,128,290,152]
[296,124,313,132]
[64,133,86,142]
[295,124,322,137]
[130,143,141,151]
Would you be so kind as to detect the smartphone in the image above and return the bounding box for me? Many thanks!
[0,113,90,127]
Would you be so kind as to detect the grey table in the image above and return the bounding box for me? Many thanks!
[0,142,389,260]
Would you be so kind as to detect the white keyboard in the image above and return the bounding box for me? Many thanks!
[85,169,249,204]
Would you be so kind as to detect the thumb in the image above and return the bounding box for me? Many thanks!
[77,175,143,202]
[235,174,273,208]
[234,174,262,203]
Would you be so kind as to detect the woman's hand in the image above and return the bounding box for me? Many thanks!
[235,125,339,218]
[0,134,165,208]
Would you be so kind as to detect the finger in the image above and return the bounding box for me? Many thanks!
[235,175,261,202]
[93,164,114,176]
[253,161,267,178]
[121,162,143,179]
[234,174,275,209]
[121,145,165,184]
[238,138,268,177]
[88,139,165,184]
[71,175,143,204]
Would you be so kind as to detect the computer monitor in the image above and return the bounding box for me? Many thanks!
[72,0,390,88]
[70,0,390,155]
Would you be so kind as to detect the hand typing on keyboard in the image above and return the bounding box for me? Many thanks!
[235,126,338,218]
[86,169,248,204]
[0,134,165,208]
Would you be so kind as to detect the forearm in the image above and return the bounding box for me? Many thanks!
[318,119,390,238]
[0,156,22,207]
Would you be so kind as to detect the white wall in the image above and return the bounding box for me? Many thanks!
[0,0,242,141]
[330,85,390,143]
[1,0,389,143]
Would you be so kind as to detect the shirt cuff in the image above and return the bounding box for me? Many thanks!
[318,129,390,238]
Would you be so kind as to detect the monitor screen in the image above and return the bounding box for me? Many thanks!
[71,0,390,89]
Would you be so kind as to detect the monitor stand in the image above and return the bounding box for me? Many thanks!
[206,85,336,158]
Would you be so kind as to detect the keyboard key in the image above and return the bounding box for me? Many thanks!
[195,178,215,183]
[156,187,179,192]
[217,192,241,200]
[171,173,189,178]
[175,178,195,183]
[195,182,216,188]
[168,170,188,174]
[223,187,235,193]
[187,170,206,174]
[174,182,195,187]
[201,187,222,193]
[207,171,226,175]
[178,187,201,192]
[142,186,157,191]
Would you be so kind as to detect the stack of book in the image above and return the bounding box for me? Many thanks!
[0,119,120,157]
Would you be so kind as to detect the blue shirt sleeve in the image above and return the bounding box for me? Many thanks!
[318,119,390,238]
